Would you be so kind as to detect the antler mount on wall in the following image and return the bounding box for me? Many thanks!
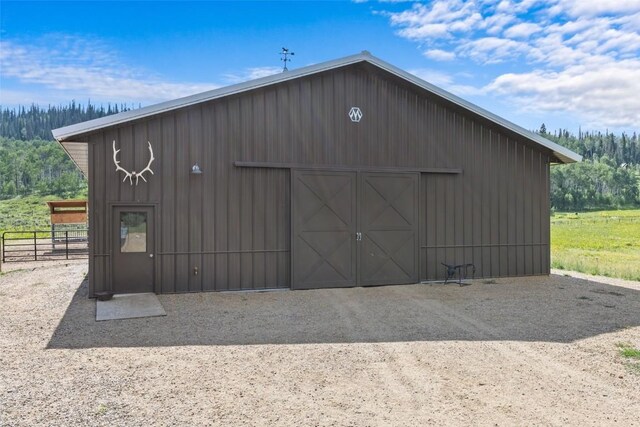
[112,140,155,185]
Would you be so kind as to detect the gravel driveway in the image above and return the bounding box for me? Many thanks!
[1,261,639,426]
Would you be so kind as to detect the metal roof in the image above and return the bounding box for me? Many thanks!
[53,51,581,175]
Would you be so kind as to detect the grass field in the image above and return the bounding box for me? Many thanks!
[0,194,86,237]
[551,210,640,281]
[0,195,57,235]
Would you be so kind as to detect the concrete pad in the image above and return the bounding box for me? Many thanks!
[96,293,166,321]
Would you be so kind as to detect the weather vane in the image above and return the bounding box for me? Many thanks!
[280,47,295,72]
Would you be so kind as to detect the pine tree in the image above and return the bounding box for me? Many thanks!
[539,123,547,135]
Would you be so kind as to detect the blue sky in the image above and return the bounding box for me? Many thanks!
[1,1,639,133]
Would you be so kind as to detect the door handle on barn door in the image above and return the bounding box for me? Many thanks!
[356,232,362,241]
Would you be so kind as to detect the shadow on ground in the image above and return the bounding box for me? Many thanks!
[47,274,640,349]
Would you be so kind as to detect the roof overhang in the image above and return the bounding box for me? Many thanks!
[52,51,581,175]
[60,141,89,176]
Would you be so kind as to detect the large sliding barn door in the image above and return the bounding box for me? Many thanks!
[292,171,357,289]
[292,170,419,289]
[359,172,419,286]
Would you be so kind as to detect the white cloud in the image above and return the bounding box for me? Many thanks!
[484,12,517,34]
[423,48,456,61]
[388,1,484,40]
[525,32,593,66]
[556,0,640,17]
[409,68,485,96]
[459,37,530,63]
[223,66,283,84]
[0,36,290,106]
[486,59,640,127]
[492,0,547,14]
[0,88,76,106]
[0,36,219,105]
[381,0,640,128]
[618,11,640,32]
[504,22,542,38]
[397,22,450,39]
[408,68,454,86]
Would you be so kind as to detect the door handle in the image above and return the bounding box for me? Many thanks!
[356,232,362,241]
[149,254,154,258]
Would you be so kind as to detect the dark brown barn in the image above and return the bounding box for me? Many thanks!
[52,51,581,297]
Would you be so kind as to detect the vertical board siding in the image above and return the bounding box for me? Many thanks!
[87,62,552,295]
[480,127,492,276]
[188,107,203,292]
[524,147,534,275]
[160,115,176,293]
[175,110,190,292]
[498,135,508,276]
[101,129,115,290]
[462,117,474,275]
[201,104,216,292]
[489,130,500,276]
[87,141,96,295]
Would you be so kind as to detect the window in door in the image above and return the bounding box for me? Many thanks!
[119,212,147,253]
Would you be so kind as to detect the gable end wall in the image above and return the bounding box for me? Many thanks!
[86,63,550,295]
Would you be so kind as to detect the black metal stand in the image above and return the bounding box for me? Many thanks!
[441,262,476,286]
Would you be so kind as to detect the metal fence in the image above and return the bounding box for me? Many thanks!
[2,230,89,262]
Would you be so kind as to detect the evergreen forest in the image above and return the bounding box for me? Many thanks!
[0,103,132,199]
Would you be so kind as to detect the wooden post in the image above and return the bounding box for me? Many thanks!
[33,232,37,261]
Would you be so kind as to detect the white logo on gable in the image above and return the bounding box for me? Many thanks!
[349,107,363,122]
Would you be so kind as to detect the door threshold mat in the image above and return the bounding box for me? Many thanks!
[96,293,166,321]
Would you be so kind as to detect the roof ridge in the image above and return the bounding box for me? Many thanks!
[52,51,581,164]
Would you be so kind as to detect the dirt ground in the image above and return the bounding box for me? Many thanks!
[1,261,639,426]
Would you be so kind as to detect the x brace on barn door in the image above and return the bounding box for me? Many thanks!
[292,170,419,289]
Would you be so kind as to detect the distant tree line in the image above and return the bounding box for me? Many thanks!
[541,125,640,211]
[0,102,133,199]
[0,103,141,199]
[540,124,640,165]
[0,137,86,199]
[0,102,133,141]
